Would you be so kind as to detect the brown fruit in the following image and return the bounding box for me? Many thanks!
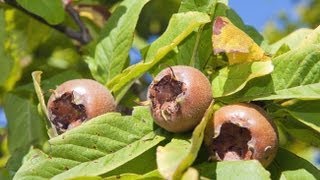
[47,79,116,133]
[204,103,278,167]
[148,65,212,133]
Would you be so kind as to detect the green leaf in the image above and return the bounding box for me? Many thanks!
[105,170,163,180]
[0,9,22,97]
[220,44,320,102]
[298,25,320,48]
[32,71,58,138]
[268,46,320,99]
[181,168,199,180]
[70,176,102,180]
[39,71,82,95]
[212,61,274,97]
[179,0,217,15]
[221,26,320,102]
[5,9,52,54]
[0,168,10,180]
[31,72,48,119]
[14,106,166,180]
[86,0,150,84]
[152,1,224,73]
[285,100,320,133]
[5,148,29,177]
[4,93,47,153]
[107,12,210,99]
[0,9,12,89]
[1,8,56,95]
[268,28,313,55]
[275,115,320,147]
[157,102,215,179]
[3,93,48,174]
[196,160,270,179]
[9,70,82,97]
[272,44,291,58]
[151,22,214,74]
[105,146,158,176]
[267,148,320,180]
[16,0,65,25]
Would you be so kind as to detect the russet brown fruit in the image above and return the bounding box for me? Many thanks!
[204,103,279,167]
[47,79,116,133]
[148,65,212,133]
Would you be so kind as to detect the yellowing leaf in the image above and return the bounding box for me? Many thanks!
[212,16,269,64]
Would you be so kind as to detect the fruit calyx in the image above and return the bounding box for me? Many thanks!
[48,91,87,132]
[211,122,253,161]
[149,74,186,121]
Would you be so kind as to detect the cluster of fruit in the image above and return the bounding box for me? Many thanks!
[47,65,278,167]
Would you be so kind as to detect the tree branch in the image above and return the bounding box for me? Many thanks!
[3,0,92,45]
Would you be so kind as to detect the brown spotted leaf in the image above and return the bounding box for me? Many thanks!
[212,16,269,64]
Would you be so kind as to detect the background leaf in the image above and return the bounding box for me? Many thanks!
[267,148,320,180]
[0,9,12,92]
[107,11,210,99]
[16,0,65,25]
[1,8,73,95]
[14,106,166,179]
[4,93,48,175]
[0,9,22,98]
[86,0,150,84]
[196,160,270,179]
[0,9,14,98]
[157,102,215,179]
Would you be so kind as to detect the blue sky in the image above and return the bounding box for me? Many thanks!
[229,0,298,32]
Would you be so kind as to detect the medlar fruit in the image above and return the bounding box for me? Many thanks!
[204,103,278,167]
[148,65,212,133]
[47,79,116,133]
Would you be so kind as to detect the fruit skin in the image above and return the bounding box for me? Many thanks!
[204,103,278,167]
[148,65,212,133]
[47,79,116,133]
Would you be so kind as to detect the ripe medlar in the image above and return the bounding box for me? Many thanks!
[204,103,278,167]
[47,79,116,133]
[148,65,212,133]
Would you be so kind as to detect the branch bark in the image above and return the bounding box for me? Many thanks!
[3,0,92,45]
